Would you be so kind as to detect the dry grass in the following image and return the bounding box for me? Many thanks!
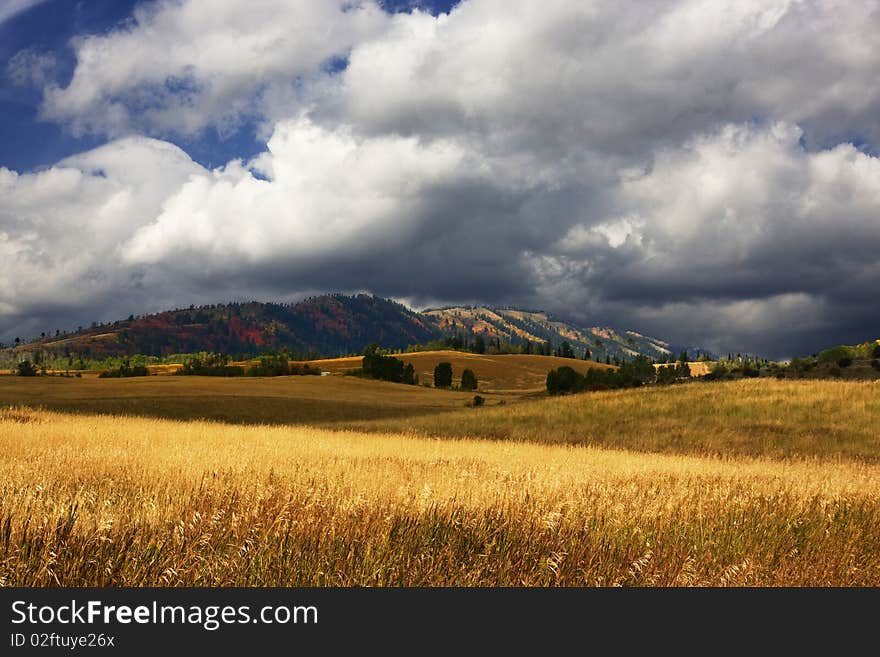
[1,407,879,586]
[655,361,713,377]
[341,379,880,461]
[0,374,485,425]
[302,351,614,393]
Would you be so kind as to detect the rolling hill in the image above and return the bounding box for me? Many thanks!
[3,294,703,363]
[302,350,615,393]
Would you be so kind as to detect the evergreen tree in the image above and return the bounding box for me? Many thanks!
[460,368,478,391]
[434,362,453,388]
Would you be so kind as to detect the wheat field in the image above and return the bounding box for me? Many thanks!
[1,400,878,586]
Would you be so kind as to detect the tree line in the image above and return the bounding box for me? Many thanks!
[546,356,691,394]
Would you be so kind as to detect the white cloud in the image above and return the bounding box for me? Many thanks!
[121,117,473,269]
[0,138,204,328]
[0,0,51,27]
[335,0,880,153]
[41,0,388,136]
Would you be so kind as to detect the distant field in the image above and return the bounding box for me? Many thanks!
[302,350,615,393]
[0,374,486,425]
[1,407,877,586]
[3,351,618,392]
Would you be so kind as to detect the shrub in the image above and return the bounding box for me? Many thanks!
[741,366,761,378]
[818,345,855,364]
[873,344,880,359]
[244,354,320,377]
[546,366,583,395]
[871,359,880,372]
[16,360,38,377]
[175,353,244,377]
[434,362,453,388]
[837,357,853,368]
[675,361,692,379]
[99,362,149,378]
[247,355,288,377]
[703,362,730,381]
[460,369,478,391]
[616,356,656,387]
[472,395,485,407]
[655,365,677,385]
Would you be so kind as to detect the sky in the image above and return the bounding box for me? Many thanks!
[1,0,879,358]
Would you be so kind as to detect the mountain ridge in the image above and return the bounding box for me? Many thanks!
[2,294,707,363]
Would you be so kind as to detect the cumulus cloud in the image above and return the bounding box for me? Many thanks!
[3,0,880,356]
[123,118,470,265]
[41,0,388,136]
[0,138,205,339]
[334,0,880,154]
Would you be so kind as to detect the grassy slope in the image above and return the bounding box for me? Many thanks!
[1,407,877,586]
[339,379,880,461]
[2,372,878,461]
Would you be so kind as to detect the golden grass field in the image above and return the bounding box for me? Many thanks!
[0,373,488,425]
[1,371,878,586]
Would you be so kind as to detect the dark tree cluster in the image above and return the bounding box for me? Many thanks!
[98,360,150,378]
[547,356,687,395]
[173,353,245,377]
[246,354,320,377]
[16,360,38,377]
[362,344,417,384]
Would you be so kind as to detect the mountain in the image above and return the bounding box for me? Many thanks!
[3,294,704,362]
[424,306,682,362]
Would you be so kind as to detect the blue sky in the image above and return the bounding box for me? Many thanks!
[1,0,879,357]
[0,0,460,171]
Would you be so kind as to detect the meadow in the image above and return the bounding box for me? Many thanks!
[342,379,880,461]
[302,350,614,393]
[1,375,878,586]
[0,373,487,425]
